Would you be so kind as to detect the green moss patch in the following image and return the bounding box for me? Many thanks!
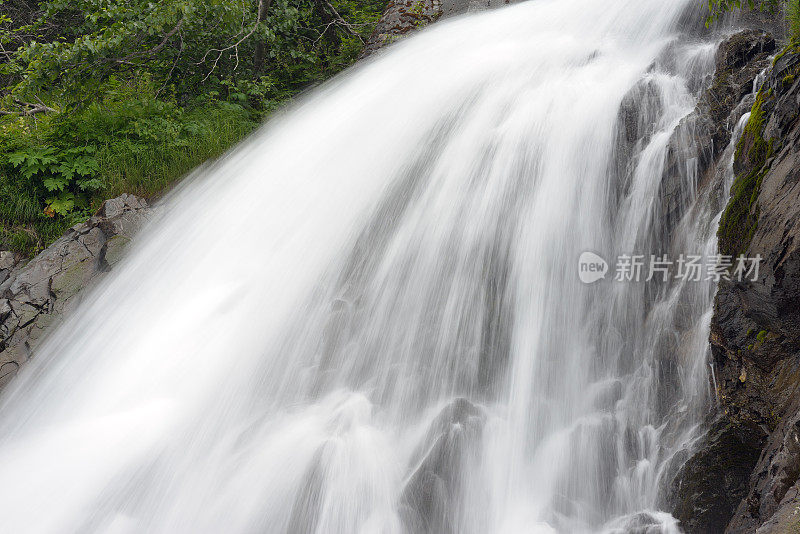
[719,91,773,258]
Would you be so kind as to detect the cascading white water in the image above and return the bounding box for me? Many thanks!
[0,1,744,532]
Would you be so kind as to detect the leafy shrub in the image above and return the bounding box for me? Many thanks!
[7,145,101,216]
[0,0,388,254]
[0,81,261,252]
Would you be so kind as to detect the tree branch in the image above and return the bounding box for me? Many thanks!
[0,98,56,116]
[112,18,184,64]
[315,0,363,43]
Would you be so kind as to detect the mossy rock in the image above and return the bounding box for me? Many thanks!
[719,91,774,257]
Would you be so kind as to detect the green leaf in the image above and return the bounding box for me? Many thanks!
[42,177,68,191]
[8,152,27,167]
[77,178,103,191]
[47,193,76,216]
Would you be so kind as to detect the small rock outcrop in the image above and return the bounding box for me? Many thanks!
[361,0,513,57]
[0,194,151,388]
[694,30,776,170]
[400,398,486,534]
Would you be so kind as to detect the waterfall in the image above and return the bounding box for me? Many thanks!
[0,0,739,532]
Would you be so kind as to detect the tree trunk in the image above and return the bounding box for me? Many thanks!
[253,0,273,71]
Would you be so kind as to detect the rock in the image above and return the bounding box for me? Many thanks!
[726,410,800,533]
[603,511,681,534]
[670,417,766,533]
[696,28,775,161]
[657,30,775,245]
[0,194,151,389]
[361,0,515,57]
[677,41,800,533]
[0,250,23,287]
[400,398,486,534]
[731,7,789,41]
[754,490,800,533]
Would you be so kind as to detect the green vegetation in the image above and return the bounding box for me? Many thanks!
[757,329,769,343]
[719,91,773,257]
[0,0,386,255]
[707,0,782,21]
[707,0,800,42]
[788,0,800,40]
[714,0,800,258]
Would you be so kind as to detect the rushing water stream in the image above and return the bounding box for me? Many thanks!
[0,0,751,532]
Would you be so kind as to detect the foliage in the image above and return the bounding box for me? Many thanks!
[706,0,782,24]
[788,0,800,41]
[706,0,800,41]
[8,145,100,216]
[0,0,386,105]
[0,0,387,254]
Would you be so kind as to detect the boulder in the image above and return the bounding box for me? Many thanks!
[670,417,766,533]
[400,398,486,534]
[0,194,151,389]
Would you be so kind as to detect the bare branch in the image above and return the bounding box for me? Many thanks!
[112,18,184,64]
[0,98,56,116]
[197,0,270,79]
[315,0,363,43]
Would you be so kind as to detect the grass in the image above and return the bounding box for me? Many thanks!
[0,82,262,255]
[95,104,259,199]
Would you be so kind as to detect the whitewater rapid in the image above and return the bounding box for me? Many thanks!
[0,0,739,532]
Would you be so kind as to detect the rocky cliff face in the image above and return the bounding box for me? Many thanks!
[711,46,800,533]
[663,29,776,534]
[0,194,151,388]
[673,31,800,534]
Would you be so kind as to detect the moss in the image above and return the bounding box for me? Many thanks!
[782,74,796,89]
[719,91,773,257]
[718,165,767,258]
[757,330,769,344]
[772,43,800,66]
[734,91,772,165]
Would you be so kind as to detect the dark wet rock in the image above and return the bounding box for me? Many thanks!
[400,398,486,534]
[670,417,766,533]
[673,40,800,532]
[658,30,775,244]
[711,82,800,526]
[0,194,151,389]
[699,29,775,160]
[361,0,515,57]
[731,8,788,41]
[726,408,800,533]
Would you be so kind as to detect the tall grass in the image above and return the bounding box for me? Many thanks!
[788,0,800,42]
[96,104,259,198]
[0,83,262,255]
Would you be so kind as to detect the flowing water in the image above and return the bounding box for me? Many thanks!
[0,1,750,532]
